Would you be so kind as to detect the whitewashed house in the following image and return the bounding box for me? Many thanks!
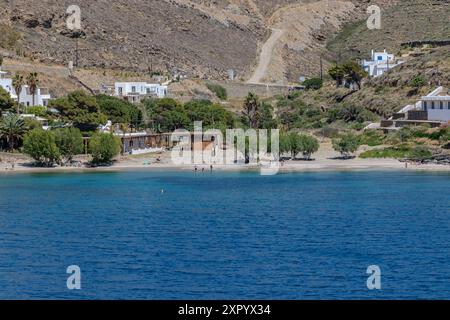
[420,87,450,122]
[362,49,404,77]
[114,82,168,103]
[0,69,51,107]
[0,70,17,100]
[18,86,52,107]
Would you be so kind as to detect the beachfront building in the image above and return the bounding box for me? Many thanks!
[114,82,168,103]
[370,87,450,132]
[420,87,450,122]
[0,69,51,107]
[118,132,172,155]
[362,49,404,77]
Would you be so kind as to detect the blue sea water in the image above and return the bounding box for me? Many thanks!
[0,170,449,300]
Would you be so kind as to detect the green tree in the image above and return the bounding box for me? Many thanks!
[89,132,121,164]
[279,132,291,157]
[242,93,261,129]
[0,87,15,112]
[288,132,302,159]
[328,64,345,87]
[184,99,235,130]
[342,61,367,90]
[96,94,143,127]
[54,127,84,163]
[0,113,26,151]
[26,72,39,107]
[332,133,360,158]
[143,98,189,132]
[23,129,60,166]
[49,91,107,131]
[12,74,24,114]
[298,134,320,160]
[259,102,278,129]
[329,61,368,89]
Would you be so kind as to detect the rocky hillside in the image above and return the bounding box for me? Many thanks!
[0,0,396,83]
[327,0,450,61]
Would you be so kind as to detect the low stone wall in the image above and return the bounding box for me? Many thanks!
[206,81,290,99]
[401,40,450,48]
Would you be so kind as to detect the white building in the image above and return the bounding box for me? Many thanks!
[420,87,450,122]
[0,69,51,107]
[0,70,16,100]
[18,86,51,107]
[114,82,168,103]
[362,49,404,77]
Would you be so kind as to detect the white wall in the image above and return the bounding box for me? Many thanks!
[115,82,168,98]
[422,99,450,122]
[0,80,49,106]
[0,78,16,98]
[18,86,51,107]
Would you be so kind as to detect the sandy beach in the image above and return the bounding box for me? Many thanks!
[2,143,449,174]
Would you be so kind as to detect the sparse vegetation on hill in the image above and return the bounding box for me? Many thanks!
[327,0,450,62]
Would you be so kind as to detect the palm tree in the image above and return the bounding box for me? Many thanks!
[12,74,24,115]
[0,113,26,151]
[26,72,39,107]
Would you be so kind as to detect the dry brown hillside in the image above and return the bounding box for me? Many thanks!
[0,0,396,83]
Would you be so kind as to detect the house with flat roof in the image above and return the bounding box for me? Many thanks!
[370,87,450,132]
[362,49,404,77]
[420,87,450,122]
[0,69,51,107]
[114,82,168,103]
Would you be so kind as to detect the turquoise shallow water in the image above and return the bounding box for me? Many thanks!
[0,170,449,299]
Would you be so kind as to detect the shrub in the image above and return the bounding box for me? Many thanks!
[303,78,323,90]
[23,129,60,166]
[359,130,385,146]
[54,127,84,163]
[408,145,432,161]
[332,133,360,158]
[360,146,411,159]
[410,75,426,88]
[296,134,319,160]
[206,83,228,100]
[89,132,121,164]
[27,106,47,117]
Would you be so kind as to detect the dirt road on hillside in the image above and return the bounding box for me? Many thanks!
[247,28,284,84]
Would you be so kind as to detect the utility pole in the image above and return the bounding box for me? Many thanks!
[320,55,323,81]
[75,38,79,67]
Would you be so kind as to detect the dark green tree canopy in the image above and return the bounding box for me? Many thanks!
[23,129,60,166]
[49,91,107,131]
[95,94,143,127]
[0,87,15,112]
